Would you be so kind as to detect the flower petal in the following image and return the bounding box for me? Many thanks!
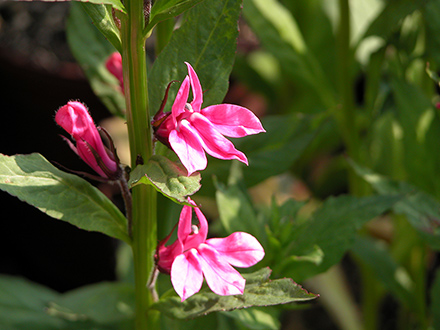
[169,120,207,175]
[171,249,203,301]
[197,243,246,296]
[206,232,265,268]
[185,62,203,112]
[201,104,265,138]
[188,113,248,165]
[171,76,190,125]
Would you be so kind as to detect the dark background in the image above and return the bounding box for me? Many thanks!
[0,1,117,292]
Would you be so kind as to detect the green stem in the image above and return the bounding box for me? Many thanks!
[120,1,159,329]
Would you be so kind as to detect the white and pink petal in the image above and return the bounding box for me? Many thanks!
[171,249,204,301]
[206,232,265,268]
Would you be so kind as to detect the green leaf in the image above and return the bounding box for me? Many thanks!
[363,0,428,41]
[0,275,134,330]
[200,114,318,196]
[17,0,126,13]
[0,153,130,243]
[243,0,335,107]
[49,282,134,327]
[351,237,415,309]
[221,308,280,330]
[67,2,126,117]
[431,269,440,329]
[151,268,317,319]
[149,0,242,115]
[351,162,440,249]
[0,275,63,330]
[146,0,204,33]
[80,2,122,53]
[129,155,201,204]
[281,194,400,281]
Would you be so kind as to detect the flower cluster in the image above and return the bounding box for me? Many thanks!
[55,58,266,302]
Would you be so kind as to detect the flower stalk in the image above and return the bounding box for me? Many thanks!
[119,0,158,328]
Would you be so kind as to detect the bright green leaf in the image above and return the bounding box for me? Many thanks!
[152,268,317,319]
[67,2,126,117]
[129,155,201,204]
[0,153,130,243]
[149,0,242,115]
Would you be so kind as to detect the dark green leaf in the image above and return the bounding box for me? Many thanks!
[351,237,415,309]
[200,114,318,196]
[152,268,317,319]
[351,162,440,249]
[146,0,204,33]
[0,153,129,243]
[129,155,201,204]
[431,269,440,329]
[0,275,63,330]
[16,0,126,13]
[281,194,400,281]
[363,0,429,40]
[149,0,242,115]
[67,2,126,117]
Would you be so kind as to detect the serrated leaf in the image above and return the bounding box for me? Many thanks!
[15,0,126,13]
[146,0,204,33]
[129,155,201,204]
[67,2,126,117]
[0,153,129,243]
[152,268,317,319]
[149,0,242,115]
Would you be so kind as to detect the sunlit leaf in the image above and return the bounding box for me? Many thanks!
[0,153,129,243]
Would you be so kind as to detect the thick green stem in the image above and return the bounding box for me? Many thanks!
[120,1,159,329]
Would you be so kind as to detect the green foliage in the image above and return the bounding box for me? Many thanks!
[0,153,129,243]
[149,0,242,115]
[145,0,204,33]
[152,268,317,319]
[67,2,126,117]
[128,155,201,204]
[0,275,134,330]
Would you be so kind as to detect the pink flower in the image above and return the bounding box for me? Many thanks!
[106,52,124,93]
[153,62,265,175]
[156,199,265,301]
[55,101,120,179]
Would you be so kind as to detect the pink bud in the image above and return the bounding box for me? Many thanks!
[106,52,124,93]
[55,101,119,179]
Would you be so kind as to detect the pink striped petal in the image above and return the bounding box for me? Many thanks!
[201,104,265,138]
[171,249,203,301]
[197,244,246,296]
[171,76,190,125]
[169,121,207,175]
[206,232,265,268]
[188,113,248,164]
[185,62,203,112]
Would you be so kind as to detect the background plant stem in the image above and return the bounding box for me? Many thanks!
[120,1,159,329]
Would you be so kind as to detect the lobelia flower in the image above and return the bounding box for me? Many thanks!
[55,101,120,180]
[153,62,265,175]
[156,199,265,301]
[106,52,124,93]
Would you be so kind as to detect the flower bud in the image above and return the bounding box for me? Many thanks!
[55,101,120,179]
